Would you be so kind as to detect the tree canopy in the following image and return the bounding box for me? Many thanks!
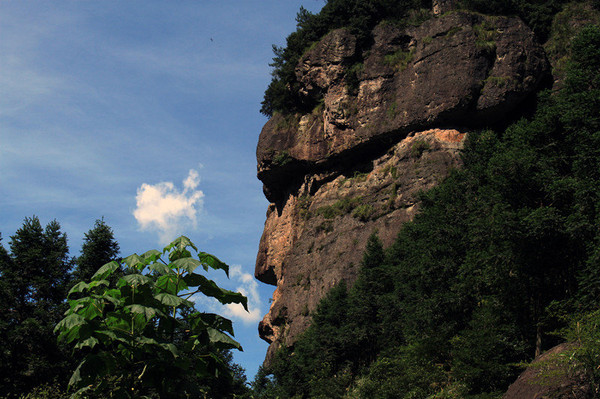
[255,23,600,399]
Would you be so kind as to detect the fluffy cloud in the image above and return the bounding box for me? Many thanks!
[221,265,263,324]
[191,265,263,325]
[133,169,203,244]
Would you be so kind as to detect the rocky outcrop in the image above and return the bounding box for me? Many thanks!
[503,343,590,399]
[255,10,550,365]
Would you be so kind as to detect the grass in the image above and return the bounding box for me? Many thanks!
[474,22,497,54]
[316,220,334,234]
[387,183,399,210]
[352,204,375,222]
[273,150,292,166]
[445,26,463,37]
[387,101,399,119]
[274,112,300,131]
[484,76,511,88]
[410,139,431,158]
[316,197,364,220]
[346,62,364,96]
[382,164,399,179]
[297,195,312,220]
[384,48,414,71]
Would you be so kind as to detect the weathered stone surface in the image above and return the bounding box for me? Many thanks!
[256,11,549,201]
[503,343,590,399]
[295,28,358,98]
[255,9,550,366]
[257,129,466,363]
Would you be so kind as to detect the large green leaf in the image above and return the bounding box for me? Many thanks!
[74,336,99,350]
[68,281,89,297]
[126,304,160,320]
[156,274,187,295]
[68,359,85,388]
[80,298,104,320]
[91,260,120,281]
[207,327,242,351]
[88,279,109,290]
[149,262,171,275]
[169,248,192,262]
[198,252,229,275]
[154,292,186,307]
[122,273,152,287]
[142,249,162,263]
[102,289,123,306]
[55,313,86,334]
[160,342,179,358]
[164,235,198,253]
[136,336,160,346]
[192,274,249,310]
[123,253,144,270]
[171,257,202,273]
[193,313,235,336]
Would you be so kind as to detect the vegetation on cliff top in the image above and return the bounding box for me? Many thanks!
[260,0,431,116]
[254,23,600,398]
[261,0,582,117]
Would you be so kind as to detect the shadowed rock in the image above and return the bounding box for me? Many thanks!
[255,10,550,366]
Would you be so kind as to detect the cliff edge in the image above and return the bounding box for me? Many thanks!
[255,9,549,365]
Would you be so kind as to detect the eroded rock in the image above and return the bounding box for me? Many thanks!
[257,129,466,364]
[256,11,549,203]
[255,9,550,366]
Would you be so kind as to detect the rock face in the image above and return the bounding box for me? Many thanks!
[503,343,590,399]
[255,10,549,365]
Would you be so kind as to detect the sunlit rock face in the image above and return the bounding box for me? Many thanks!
[255,9,549,365]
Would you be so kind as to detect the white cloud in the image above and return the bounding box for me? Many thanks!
[133,169,204,244]
[191,265,263,325]
[222,265,263,324]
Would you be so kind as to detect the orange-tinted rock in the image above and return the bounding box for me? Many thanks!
[256,129,466,364]
[254,9,550,366]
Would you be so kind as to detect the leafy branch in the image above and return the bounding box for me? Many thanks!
[55,236,248,398]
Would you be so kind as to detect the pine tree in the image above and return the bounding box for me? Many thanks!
[73,218,120,282]
[0,216,73,397]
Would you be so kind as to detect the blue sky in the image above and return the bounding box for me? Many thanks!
[0,0,325,381]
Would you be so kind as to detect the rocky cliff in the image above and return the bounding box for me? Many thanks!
[255,9,549,364]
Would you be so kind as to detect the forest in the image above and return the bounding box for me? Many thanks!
[253,1,600,397]
[2,0,600,398]
[0,219,250,398]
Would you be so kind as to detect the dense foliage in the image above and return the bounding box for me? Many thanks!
[73,218,120,283]
[0,219,251,399]
[0,217,74,398]
[55,236,248,398]
[256,23,600,398]
[260,0,431,116]
[261,0,585,117]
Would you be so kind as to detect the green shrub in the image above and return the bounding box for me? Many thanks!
[273,150,292,166]
[346,62,364,95]
[410,139,431,157]
[55,236,247,398]
[473,22,497,54]
[384,48,414,70]
[316,197,363,219]
[563,309,600,393]
[352,204,375,221]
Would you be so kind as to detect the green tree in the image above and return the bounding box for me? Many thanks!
[56,236,248,398]
[261,0,431,116]
[0,217,73,397]
[74,218,120,282]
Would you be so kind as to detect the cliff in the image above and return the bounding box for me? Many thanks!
[255,9,549,364]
